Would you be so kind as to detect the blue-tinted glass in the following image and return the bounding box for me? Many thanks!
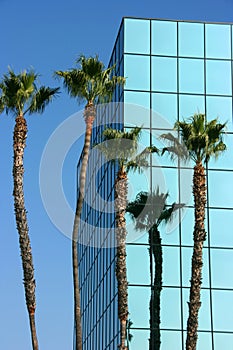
[152,20,177,56]
[179,22,204,57]
[208,170,233,208]
[209,209,233,247]
[183,288,211,330]
[209,134,233,170]
[163,246,180,286]
[179,94,205,119]
[206,24,231,59]
[128,286,150,328]
[212,290,233,331]
[124,18,150,54]
[161,288,181,329]
[180,168,193,206]
[124,91,150,127]
[206,96,233,132]
[206,60,232,95]
[182,247,209,287]
[124,54,150,91]
[152,57,177,92]
[179,58,204,94]
[211,249,233,288]
[152,93,177,128]
[181,208,195,246]
[151,129,178,167]
[127,168,150,203]
[214,333,233,349]
[126,245,150,284]
[152,167,178,204]
[126,214,148,244]
[161,331,182,350]
[127,330,150,349]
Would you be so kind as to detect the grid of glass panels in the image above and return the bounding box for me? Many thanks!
[123,17,233,350]
[77,17,233,350]
[76,21,125,349]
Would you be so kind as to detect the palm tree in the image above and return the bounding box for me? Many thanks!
[126,189,180,350]
[55,55,125,350]
[161,113,227,350]
[0,68,59,350]
[98,126,158,350]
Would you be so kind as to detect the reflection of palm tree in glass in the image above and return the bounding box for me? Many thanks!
[99,127,158,350]
[127,189,180,350]
[161,114,227,350]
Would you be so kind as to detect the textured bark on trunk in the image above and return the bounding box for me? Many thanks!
[149,226,162,350]
[115,169,128,350]
[186,162,206,350]
[13,115,39,350]
[72,102,95,350]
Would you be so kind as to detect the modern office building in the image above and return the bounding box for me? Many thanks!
[77,17,233,349]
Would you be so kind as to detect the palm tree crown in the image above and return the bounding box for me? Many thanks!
[55,55,125,105]
[175,113,226,163]
[0,68,59,116]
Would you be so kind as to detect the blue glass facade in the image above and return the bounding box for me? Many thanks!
[77,18,233,349]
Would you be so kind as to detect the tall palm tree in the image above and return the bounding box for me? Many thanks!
[0,68,59,350]
[127,189,180,350]
[161,113,226,350]
[55,55,125,350]
[99,127,158,350]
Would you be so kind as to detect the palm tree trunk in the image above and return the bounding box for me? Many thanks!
[149,226,162,350]
[186,161,206,350]
[13,115,39,350]
[72,102,95,350]
[115,168,128,350]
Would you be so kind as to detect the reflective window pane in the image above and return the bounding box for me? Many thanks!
[211,249,233,288]
[127,245,150,284]
[124,54,150,90]
[212,290,233,331]
[214,333,233,349]
[208,170,233,208]
[152,57,177,92]
[152,20,177,56]
[181,208,195,246]
[163,246,180,286]
[152,93,177,128]
[152,167,178,205]
[178,22,204,57]
[124,18,150,54]
[128,286,150,328]
[206,24,231,59]
[161,287,181,329]
[206,96,233,132]
[180,168,193,206]
[127,329,149,349]
[161,330,182,350]
[206,60,232,95]
[209,209,233,247]
[124,91,150,128]
[179,94,205,119]
[179,58,204,94]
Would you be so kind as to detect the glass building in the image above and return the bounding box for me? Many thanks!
[77,18,233,349]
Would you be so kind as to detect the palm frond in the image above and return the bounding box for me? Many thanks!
[174,113,227,163]
[28,86,60,114]
[55,55,125,105]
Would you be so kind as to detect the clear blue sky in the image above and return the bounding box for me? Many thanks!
[1,0,233,349]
